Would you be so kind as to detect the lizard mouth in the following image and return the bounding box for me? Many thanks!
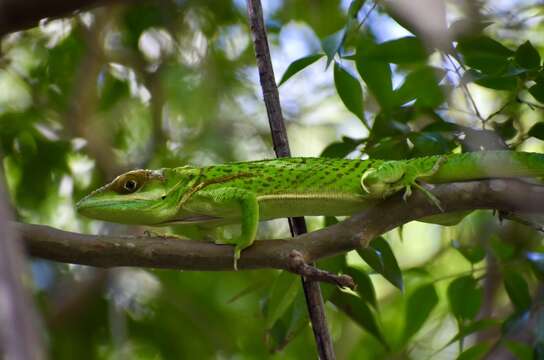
[158,214,223,224]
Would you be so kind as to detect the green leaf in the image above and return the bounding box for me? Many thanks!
[451,240,486,264]
[458,342,492,360]
[334,62,365,121]
[368,237,403,290]
[528,122,544,140]
[330,290,387,347]
[409,132,455,157]
[356,41,395,110]
[345,266,377,308]
[320,139,361,158]
[475,75,517,91]
[457,35,513,74]
[444,319,499,347]
[503,272,531,312]
[447,275,483,321]
[504,340,533,360]
[322,29,347,68]
[395,66,445,108]
[365,136,411,160]
[493,117,517,141]
[278,54,323,86]
[365,37,428,64]
[357,247,384,274]
[403,284,439,340]
[265,271,300,329]
[529,82,544,103]
[348,0,366,18]
[266,291,308,352]
[489,235,514,261]
[515,41,541,69]
[318,254,347,300]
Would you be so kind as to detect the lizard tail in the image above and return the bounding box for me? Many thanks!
[423,150,544,183]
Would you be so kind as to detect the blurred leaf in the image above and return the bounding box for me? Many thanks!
[458,342,492,360]
[444,319,499,347]
[320,139,360,158]
[345,266,377,308]
[318,254,347,300]
[365,37,428,64]
[451,240,486,264]
[348,0,366,17]
[356,40,395,110]
[489,235,514,261]
[98,71,130,111]
[278,54,323,86]
[322,28,347,68]
[403,284,438,340]
[409,132,455,157]
[475,75,517,91]
[457,35,513,74]
[265,271,300,329]
[395,66,445,108]
[324,216,339,227]
[371,112,411,139]
[529,82,544,103]
[365,136,410,160]
[493,117,517,141]
[330,290,387,347]
[334,61,365,121]
[447,275,482,321]
[360,237,403,290]
[528,122,544,140]
[503,272,531,312]
[504,340,533,360]
[357,247,384,274]
[515,41,541,69]
[267,292,308,352]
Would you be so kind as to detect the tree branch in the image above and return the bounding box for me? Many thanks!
[19,179,544,270]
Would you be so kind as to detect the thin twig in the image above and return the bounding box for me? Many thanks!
[246,1,335,358]
[443,53,484,124]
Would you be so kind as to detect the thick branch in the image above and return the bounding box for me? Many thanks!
[19,179,544,270]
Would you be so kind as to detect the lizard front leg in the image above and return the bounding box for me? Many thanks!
[361,157,445,210]
[204,188,259,270]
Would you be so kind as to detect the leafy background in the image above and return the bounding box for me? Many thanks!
[2,0,544,358]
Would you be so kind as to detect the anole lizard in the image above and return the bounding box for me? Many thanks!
[77,151,544,268]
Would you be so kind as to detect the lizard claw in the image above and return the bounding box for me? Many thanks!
[413,182,443,212]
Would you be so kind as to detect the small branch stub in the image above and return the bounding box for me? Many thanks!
[287,250,356,290]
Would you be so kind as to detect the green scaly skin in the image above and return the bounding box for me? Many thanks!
[76,151,544,268]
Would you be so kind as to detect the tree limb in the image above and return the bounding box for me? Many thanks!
[19,179,544,271]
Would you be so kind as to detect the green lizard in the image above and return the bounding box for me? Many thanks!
[76,150,544,268]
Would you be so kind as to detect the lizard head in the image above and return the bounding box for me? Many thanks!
[76,168,197,225]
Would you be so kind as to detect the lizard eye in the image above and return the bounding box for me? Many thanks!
[123,179,138,192]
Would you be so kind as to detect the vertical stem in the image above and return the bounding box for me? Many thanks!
[246,1,335,359]
[0,168,45,359]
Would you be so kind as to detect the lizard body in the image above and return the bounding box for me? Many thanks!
[77,151,544,266]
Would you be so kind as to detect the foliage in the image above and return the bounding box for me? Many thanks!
[1,0,544,358]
